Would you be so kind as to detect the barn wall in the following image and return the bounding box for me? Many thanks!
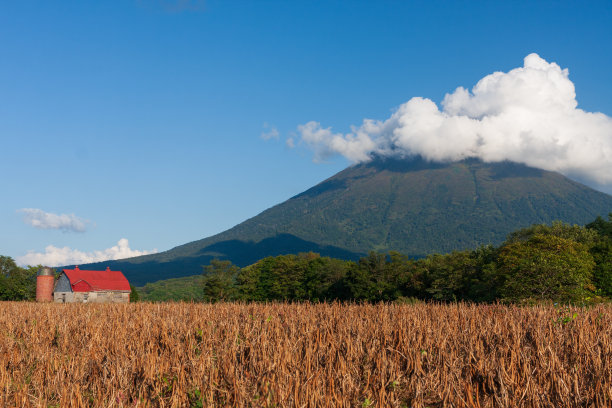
[54,291,130,303]
[54,292,74,303]
[92,291,130,303]
[55,274,72,292]
[87,291,129,303]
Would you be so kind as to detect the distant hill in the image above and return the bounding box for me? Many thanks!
[136,275,203,302]
[79,157,612,286]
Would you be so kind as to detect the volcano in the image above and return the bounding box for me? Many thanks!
[80,157,612,285]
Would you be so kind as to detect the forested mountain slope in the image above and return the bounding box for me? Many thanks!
[78,157,612,285]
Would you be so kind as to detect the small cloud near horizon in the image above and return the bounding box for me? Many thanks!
[261,122,280,141]
[16,238,157,267]
[296,53,612,187]
[18,208,91,233]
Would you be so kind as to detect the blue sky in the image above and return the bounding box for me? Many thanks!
[2,1,611,266]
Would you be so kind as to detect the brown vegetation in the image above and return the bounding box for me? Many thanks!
[0,302,610,407]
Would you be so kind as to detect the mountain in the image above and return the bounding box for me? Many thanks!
[79,157,612,286]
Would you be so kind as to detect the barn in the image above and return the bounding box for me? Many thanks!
[53,266,131,303]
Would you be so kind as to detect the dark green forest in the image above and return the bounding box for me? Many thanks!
[143,215,612,304]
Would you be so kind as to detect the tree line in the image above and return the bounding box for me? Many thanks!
[0,257,38,301]
[1,215,611,304]
[202,215,612,304]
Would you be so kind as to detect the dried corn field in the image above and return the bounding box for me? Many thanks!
[0,302,610,408]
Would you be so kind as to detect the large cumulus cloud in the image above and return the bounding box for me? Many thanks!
[297,54,612,185]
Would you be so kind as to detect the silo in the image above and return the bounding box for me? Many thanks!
[36,267,55,302]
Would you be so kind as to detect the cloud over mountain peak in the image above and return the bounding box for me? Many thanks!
[297,54,612,186]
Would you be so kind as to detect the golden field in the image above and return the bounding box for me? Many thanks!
[0,302,610,407]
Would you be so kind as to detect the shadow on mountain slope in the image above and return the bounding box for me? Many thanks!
[74,233,363,286]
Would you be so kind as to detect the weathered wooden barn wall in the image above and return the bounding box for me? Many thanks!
[54,291,129,303]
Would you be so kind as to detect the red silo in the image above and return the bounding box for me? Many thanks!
[36,267,55,302]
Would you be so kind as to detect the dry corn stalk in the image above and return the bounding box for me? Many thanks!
[0,302,609,407]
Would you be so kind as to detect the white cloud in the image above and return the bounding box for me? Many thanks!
[18,208,90,233]
[298,120,380,162]
[296,53,612,186]
[261,122,280,140]
[16,239,157,267]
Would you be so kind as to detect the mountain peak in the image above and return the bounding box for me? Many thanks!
[78,159,612,285]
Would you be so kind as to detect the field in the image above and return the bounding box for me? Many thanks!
[0,302,610,407]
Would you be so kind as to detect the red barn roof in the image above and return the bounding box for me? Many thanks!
[62,266,130,292]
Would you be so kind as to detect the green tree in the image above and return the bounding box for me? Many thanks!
[129,284,140,302]
[590,240,612,296]
[202,259,239,302]
[497,234,595,303]
[387,251,425,300]
[0,256,38,301]
[234,263,262,301]
[299,253,348,301]
[586,213,612,239]
[422,252,470,302]
[463,245,501,302]
[342,261,375,301]
[506,221,599,247]
[339,252,415,302]
[235,255,305,301]
[414,246,499,303]
[586,214,612,296]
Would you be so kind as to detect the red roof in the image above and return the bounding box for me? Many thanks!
[62,266,130,292]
